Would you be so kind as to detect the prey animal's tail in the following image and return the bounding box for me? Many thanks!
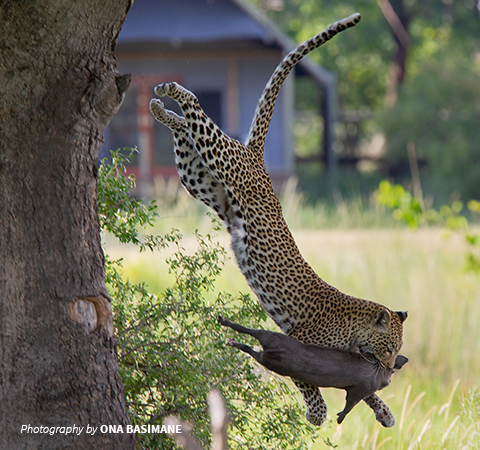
[246,13,361,152]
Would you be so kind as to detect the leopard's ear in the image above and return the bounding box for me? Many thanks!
[374,309,391,334]
[394,355,409,370]
[395,311,408,323]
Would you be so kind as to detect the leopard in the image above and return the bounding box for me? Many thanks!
[149,13,407,428]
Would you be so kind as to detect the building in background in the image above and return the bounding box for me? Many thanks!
[102,0,337,196]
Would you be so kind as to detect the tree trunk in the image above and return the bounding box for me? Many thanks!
[378,0,411,107]
[0,1,135,448]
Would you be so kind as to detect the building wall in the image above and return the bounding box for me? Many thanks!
[105,48,294,183]
[237,54,294,175]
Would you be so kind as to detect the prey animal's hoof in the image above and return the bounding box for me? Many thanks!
[217,316,227,326]
[225,337,238,347]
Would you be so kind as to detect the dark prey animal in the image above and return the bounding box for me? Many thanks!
[218,317,408,424]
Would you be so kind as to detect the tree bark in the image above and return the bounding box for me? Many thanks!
[0,1,134,448]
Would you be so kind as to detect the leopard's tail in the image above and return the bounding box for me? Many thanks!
[246,13,361,152]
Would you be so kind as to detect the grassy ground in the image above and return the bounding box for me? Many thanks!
[104,189,480,449]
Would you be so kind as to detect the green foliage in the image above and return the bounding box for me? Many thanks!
[375,180,424,228]
[381,41,480,200]
[98,149,177,251]
[251,0,478,112]
[249,0,480,201]
[98,150,316,449]
[375,180,480,273]
[253,0,393,111]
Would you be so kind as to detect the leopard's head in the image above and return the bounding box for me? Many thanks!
[360,309,408,369]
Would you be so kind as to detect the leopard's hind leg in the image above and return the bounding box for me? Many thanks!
[294,381,328,427]
[152,83,253,244]
[295,382,395,427]
[363,393,396,427]
[149,99,232,224]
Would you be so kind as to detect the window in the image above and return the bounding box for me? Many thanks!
[101,76,223,188]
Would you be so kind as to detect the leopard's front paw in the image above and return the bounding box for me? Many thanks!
[149,98,166,117]
[154,82,175,97]
[305,407,327,427]
[375,408,396,428]
[154,82,197,104]
[149,99,186,129]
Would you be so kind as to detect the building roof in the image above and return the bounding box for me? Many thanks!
[117,0,334,85]
[118,0,272,45]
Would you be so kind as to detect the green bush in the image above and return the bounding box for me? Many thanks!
[97,150,317,449]
[375,180,480,273]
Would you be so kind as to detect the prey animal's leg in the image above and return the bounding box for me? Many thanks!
[218,316,260,338]
[226,338,261,360]
[363,394,396,428]
[336,390,364,424]
[149,99,231,223]
[293,381,328,427]
[338,390,395,426]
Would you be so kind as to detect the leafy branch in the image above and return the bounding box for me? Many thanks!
[97,149,318,449]
[375,180,480,273]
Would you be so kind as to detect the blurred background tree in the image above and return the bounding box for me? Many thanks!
[249,0,480,203]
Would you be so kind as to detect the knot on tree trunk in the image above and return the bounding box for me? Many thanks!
[65,291,114,337]
[81,71,131,126]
